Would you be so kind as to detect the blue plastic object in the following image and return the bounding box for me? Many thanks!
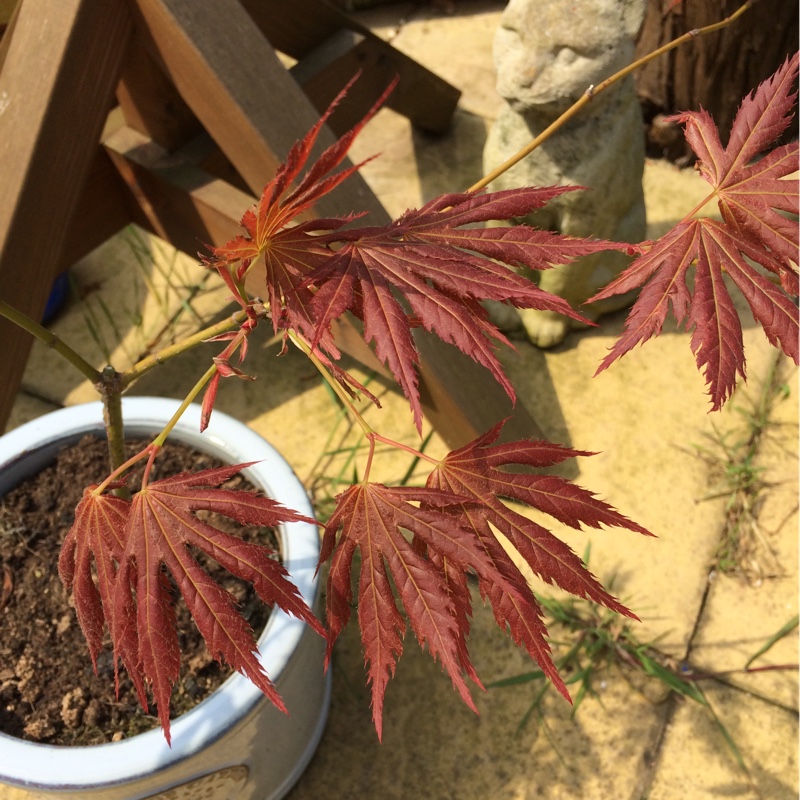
[42,271,70,325]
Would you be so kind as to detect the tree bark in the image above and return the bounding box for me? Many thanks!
[635,0,798,162]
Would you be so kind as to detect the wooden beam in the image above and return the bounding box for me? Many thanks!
[290,30,458,137]
[0,0,132,431]
[122,0,541,448]
[0,0,21,72]
[103,122,541,446]
[1,0,538,446]
[103,124,255,254]
[116,30,202,151]
[59,148,133,269]
[241,0,461,134]
[130,0,316,199]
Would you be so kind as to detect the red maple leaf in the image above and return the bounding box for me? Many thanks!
[207,74,393,351]
[321,422,653,738]
[590,54,799,409]
[307,188,622,432]
[59,487,147,707]
[207,77,627,432]
[320,482,490,739]
[59,463,324,743]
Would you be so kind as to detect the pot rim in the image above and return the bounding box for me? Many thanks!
[0,397,322,787]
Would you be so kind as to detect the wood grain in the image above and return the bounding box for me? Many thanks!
[0,0,132,430]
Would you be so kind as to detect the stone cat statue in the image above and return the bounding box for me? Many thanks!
[483,0,647,348]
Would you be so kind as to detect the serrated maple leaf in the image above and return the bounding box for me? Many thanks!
[59,487,148,708]
[307,188,622,432]
[320,482,493,739]
[61,463,323,744]
[425,422,652,689]
[321,422,653,738]
[590,53,799,409]
[207,76,627,432]
[207,74,394,351]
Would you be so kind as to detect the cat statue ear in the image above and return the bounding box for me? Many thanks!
[484,0,648,349]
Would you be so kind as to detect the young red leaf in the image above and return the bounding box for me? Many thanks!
[58,487,148,708]
[423,422,652,709]
[427,421,652,611]
[207,75,394,347]
[320,482,497,739]
[207,77,628,431]
[306,189,622,431]
[59,489,128,669]
[590,54,799,409]
[62,463,323,744]
[321,423,651,738]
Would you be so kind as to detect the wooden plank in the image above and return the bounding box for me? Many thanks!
[59,149,133,269]
[0,0,21,73]
[103,124,256,254]
[290,30,457,136]
[117,30,202,151]
[242,0,461,134]
[240,0,347,57]
[415,333,541,446]
[104,121,540,445]
[0,0,132,431]
[130,0,388,216]
[0,0,17,26]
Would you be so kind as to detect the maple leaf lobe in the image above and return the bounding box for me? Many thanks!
[62,464,323,743]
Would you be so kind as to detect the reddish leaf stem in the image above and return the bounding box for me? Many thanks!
[371,432,438,468]
[153,363,220,448]
[290,331,374,437]
[121,308,254,389]
[95,445,156,496]
[363,434,377,482]
[140,445,162,488]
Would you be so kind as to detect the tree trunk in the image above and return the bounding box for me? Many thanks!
[635,0,798,162]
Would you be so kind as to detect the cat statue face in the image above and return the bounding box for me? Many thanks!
[484,0,647,348]
[494,0,644,114]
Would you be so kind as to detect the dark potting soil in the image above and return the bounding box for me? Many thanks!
[0,435,279,745]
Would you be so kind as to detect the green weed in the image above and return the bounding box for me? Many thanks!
[693,352,794,581]
[491,581,798,771]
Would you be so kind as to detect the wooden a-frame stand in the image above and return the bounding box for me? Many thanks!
[0,0,543,445]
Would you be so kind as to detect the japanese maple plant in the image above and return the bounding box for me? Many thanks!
[0,27,796,745]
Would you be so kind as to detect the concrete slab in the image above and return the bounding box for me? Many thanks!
[646,683,799,800]
[289,594,670,800]
[689,358,799,712]
[19,227,225,409]
[4,392,60,433]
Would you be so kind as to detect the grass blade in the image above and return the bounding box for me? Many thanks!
[744,615,799,670]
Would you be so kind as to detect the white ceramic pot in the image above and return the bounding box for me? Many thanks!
[0,398,330,800]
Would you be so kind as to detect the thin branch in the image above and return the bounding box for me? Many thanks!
[0,300,102,385]
[121,308,252,389]
[290,331,375,438]
[471,0,757,193]
[152,363,219,448]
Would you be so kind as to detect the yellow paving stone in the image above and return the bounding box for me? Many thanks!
[646,684,799,800]
[4,392,59,433]
[289,588,669,800]
[689,360,799,711]
[20,226,225,408]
